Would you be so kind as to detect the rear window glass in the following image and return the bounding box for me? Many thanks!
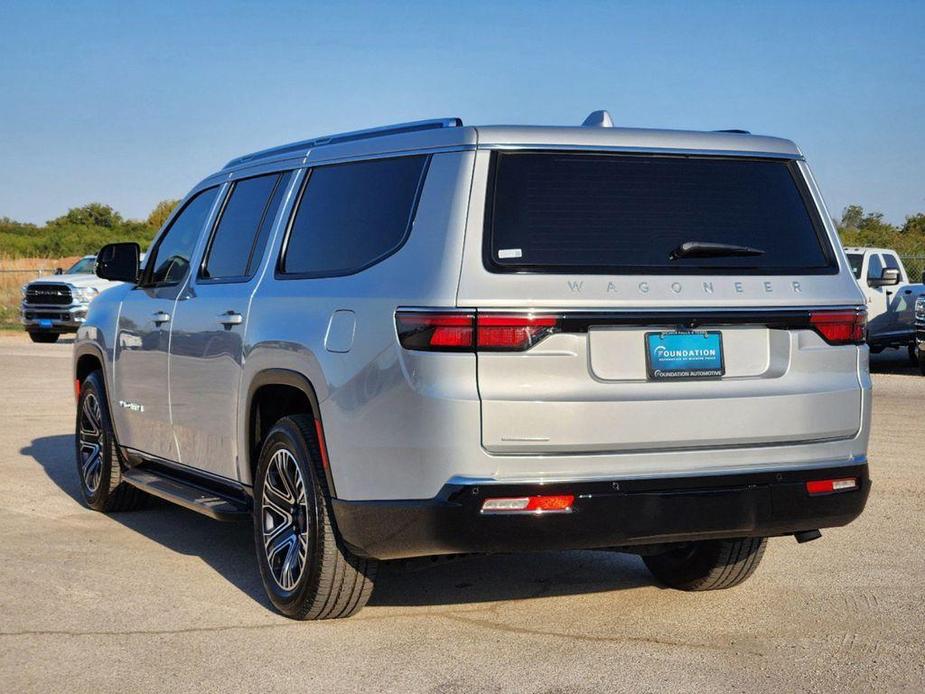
[281,155,429,277]
[486,152,836,275]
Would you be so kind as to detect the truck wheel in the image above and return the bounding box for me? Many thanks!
[76,371,147,512]
[908,343,918,365]
[918,349,925,376]
[253,415,377,619]
[643,537,767,591]
[29,332,59,343]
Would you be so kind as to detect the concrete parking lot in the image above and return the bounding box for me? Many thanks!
[0,334,922,693]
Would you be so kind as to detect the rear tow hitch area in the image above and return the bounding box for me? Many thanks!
[794,529,822,543]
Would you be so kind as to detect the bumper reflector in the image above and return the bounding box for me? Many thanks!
[806,478,859,495]
[481,494,575,514]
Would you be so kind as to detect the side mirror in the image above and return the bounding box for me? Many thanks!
[96,242,140,283]
[920,270,925,285]
[54,267,64,275]
[869,268,901,288]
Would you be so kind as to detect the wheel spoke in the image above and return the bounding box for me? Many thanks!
[263,477,292,513]
[280,536,300,589]
[275,452,298,501]
[263,508,292,550]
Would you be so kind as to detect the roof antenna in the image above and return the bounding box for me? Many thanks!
[582,110,614,128]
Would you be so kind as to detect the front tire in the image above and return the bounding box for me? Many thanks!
[643,537,767,591]
[29,332,59,343]
[253,415,376,619]
[918,347,925,376]
[76,371,147,512]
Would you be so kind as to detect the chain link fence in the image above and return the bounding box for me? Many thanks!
[0,265,62,329]
[900,256,925,283]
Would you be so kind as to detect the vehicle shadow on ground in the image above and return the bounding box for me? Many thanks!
[869,348,920,375]
[23,434,656,610]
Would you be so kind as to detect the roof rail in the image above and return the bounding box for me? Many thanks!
[714,129,751,134]
[223,117,463,170]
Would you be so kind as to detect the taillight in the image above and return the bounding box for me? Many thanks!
[396,311,560,352]
[809,310,866,345]
[395,312,475,352]
[477,314,558,350]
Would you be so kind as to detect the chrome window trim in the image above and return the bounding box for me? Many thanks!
[477,143,804,160]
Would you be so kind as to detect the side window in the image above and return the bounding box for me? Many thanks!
[867,253,884,280]
[146,187,219,286]
[882,253,901,272]
[201,171,292,281]
[281,155,429,277]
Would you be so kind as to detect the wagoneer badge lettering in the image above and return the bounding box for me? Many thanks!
[575,279,805,295]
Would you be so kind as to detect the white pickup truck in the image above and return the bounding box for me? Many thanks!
[844,247,925,359]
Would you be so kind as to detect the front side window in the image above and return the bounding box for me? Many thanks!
[486,152,836,275]
[281,155,429,277]
[201,171,292,281]
[146,187,219,286]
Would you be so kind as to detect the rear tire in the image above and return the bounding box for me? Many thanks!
[643,537,767,591]
[76,371,147,512]
[253,415,377,619]
[29,332,59,343]
[908,343,918,365]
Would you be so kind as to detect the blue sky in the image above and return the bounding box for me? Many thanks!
[1,0,923,225]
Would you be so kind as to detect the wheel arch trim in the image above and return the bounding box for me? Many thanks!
[243,368,336,496]
[73,343,122,443]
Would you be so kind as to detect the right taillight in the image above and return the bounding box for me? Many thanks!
[809,310,866,345]
[396,311,560,352]
[476,314,559,351]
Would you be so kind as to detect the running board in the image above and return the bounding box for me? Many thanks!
[121,467,251,521]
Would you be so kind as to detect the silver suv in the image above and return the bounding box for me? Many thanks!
[74,113,871,619]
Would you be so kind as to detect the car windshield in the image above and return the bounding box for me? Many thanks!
[845,253,863,279]
[65,257,96,274]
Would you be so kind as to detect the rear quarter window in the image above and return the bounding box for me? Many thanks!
[280,155,429,278]
[485,152,837,275]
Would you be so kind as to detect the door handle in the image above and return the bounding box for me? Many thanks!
[152,311,171,325]
[217,311,243,327]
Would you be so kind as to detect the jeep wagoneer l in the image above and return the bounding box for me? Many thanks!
[74,112,871,619]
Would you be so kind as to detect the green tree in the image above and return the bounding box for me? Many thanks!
[146,199,180,231]
[49,202,123,228]
[901,213,925,236]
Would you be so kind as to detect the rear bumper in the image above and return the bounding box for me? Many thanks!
[332,463,870,560]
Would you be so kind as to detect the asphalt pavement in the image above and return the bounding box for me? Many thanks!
[0,334,923,693]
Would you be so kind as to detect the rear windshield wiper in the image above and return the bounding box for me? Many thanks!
[669,241,766,261]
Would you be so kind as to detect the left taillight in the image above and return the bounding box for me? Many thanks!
[396,311,560,352]
[395,312,475,352]
[809,309,866,345]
